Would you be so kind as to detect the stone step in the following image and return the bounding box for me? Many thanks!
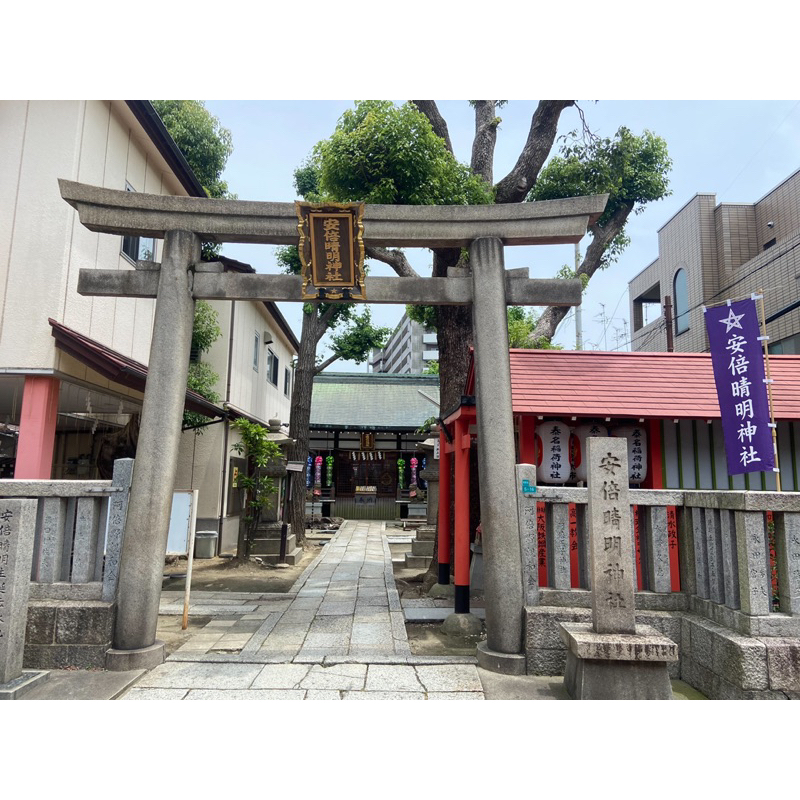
[404,553,432,569]
[415,527,436,541]
[411,539,435,557]
[255,547,303,566]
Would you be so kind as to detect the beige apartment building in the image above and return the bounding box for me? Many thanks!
[0,100,298,552]
[630,168,800,353]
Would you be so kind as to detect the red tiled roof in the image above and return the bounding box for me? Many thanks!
[49,318,224,418]
[468,349,800,420]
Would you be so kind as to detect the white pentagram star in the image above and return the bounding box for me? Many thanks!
[719,307,745,333]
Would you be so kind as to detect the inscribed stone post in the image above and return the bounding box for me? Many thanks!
[587,438,635,635]
[0,500,37,684]
[515,463,538,606]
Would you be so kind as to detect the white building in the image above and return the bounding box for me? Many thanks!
[0,100,298,553]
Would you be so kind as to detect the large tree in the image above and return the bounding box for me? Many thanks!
[277,246,390,544]
[297,100,671,584]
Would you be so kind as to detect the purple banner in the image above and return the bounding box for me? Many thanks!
[704,299,774,475]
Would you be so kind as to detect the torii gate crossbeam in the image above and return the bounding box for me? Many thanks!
[60,180,607,675]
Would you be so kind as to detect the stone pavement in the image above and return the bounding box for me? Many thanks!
[121,519,487,700]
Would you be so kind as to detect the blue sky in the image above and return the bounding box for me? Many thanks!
[204,99,800,366]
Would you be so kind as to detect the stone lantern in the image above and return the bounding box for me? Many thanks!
[403,425,439,569]
[250,419,302,564]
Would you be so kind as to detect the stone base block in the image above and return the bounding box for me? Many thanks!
[106,640,166,672]
[442,612,483,638]
[564,653,674,700]
[559,622,678,700]
[0,670,49,701]
[411,539,435,557]
[404,554,432,569]
[250,533,297,557]
[476,641,527,675]
[428,583,455,599]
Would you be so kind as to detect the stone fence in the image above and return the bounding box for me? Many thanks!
[526,487,800,698]
[0,458,133,669]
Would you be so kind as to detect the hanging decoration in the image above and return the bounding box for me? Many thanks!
[409,457,419,498]
[610,425,648,484]
[572,424,609,482]
[325,455,334,487]
[397,458,406,489]
[313,455,323,496]
[419,457,427,490]
[537,421,570,485]
[306,456,313,488]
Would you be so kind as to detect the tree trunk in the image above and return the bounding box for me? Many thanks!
[418,248,469,589]
[288,310,326,546]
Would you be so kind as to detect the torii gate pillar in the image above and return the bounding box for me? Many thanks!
[470,238,527,673]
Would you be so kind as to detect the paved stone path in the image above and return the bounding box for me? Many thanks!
[121,520,485,700]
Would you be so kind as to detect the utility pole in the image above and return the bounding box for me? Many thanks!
[575,242,583,350]
[664,295,674,352]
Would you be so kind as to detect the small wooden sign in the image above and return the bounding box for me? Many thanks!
[296,202,366,300]
[360,432,375,451]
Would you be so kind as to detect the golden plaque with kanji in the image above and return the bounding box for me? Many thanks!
[296,202,366,300]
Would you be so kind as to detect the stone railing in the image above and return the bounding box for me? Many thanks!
[530,487,800,638]
[0,458,132,603]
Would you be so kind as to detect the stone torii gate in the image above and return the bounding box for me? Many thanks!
[59,180,607,673]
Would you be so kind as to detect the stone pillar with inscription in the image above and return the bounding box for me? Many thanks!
[0,499,49,700]
[558,438,678,699]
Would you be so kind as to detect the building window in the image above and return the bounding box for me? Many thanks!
[284,366,291,397]
[673,268,689,335]
[253,332,260,371]
[121,183,156,264]
[267,349,279,386]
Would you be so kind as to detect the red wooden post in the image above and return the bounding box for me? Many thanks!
[454,416,471,613]
[645,418,663,489]
[569,503,580,588]
[666,506,681,592]
[437,427,452,586]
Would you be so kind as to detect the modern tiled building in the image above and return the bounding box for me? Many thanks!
[369,312,438,373]
[629,168,800,353]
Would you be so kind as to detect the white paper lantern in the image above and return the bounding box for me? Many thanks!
[610,425,648,484]
[571,424,609,482]
[537,421,571,484]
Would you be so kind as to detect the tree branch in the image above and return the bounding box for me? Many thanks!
[494,100,575,205]
[314,352,340,375]
[411,100,454,155]
[529,202,634,344]
[365,245,420,278]
[470,101,499,186]
[316,304,338,332]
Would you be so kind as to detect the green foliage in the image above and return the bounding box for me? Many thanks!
[553,265,590,293]
[298,101,494,206]
[151,100,234,199]
[191,300,222,354]
[230,418,283,558]
[183,301,222,432]
[423,360,439,375]
[415,416,438,435]
[329,308,391,364]
[407,304,438,331]
[530,127,671,266]
[152,100,235,260]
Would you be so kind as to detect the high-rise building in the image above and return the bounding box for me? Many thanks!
[369,313,438,373]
